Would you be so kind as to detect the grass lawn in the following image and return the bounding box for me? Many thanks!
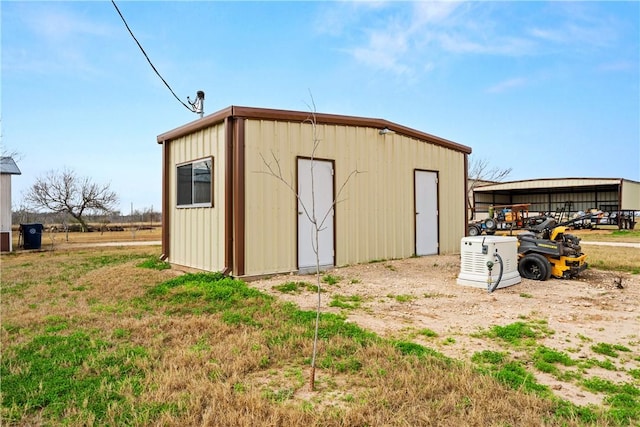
[1,239,638,425]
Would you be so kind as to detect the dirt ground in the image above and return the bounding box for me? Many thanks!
[250,254,640,407]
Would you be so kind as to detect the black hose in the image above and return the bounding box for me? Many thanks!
[489,252,504,293]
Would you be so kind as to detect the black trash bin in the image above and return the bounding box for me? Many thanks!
[20,223,44,250]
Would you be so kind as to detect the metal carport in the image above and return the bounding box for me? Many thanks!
[473,178,640,229]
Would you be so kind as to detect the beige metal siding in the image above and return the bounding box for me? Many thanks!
[0,175,12,233]
[243,120,466,276]
[1,175,14,251]
[621,180,640,210]
[548,191,619,213]
[168,124,226,271]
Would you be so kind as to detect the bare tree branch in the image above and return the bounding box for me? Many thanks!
[467,156,512,219]
[24,168,118,231]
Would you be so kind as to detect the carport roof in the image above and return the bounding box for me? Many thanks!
[473,178,633,194]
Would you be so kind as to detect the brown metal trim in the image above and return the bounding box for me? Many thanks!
[295,158,300,270]
[233,118,246,276]
[175,156,215,208]
[0,232,10,252]
[617,182,623,230]
[157,107,233,144]
[160,140,170,259]
[331,159,337,266]
[157,105,472,155]
[413,170,418,253]
[223,117,234,274]
[464,154,469,236]
[436,171,441,255]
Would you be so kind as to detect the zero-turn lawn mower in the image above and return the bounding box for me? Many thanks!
[517,215,589,281]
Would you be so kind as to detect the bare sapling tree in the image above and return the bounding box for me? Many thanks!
[467,156,512,219]
[259,96,360,391]
[25,168,119,232]
[48,226,57,251]
[129,204,140,239]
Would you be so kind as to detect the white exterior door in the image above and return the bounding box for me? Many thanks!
[298,158,334,272]
[415,170,439,255]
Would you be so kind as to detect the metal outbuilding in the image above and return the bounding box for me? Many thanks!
[473,178,640,227]
[157,106,472,278]
[1,157,22,252]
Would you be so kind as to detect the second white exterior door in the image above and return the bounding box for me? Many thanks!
[415,170,439,255]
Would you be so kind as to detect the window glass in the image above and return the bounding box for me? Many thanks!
[176,158,212,207]
[177,164,192,206]
[193,159,212,204]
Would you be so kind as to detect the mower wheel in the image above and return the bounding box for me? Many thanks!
[484,218,497,230]
[518,253,551,281]
[468,225,481,236]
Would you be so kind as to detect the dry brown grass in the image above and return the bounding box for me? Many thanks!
[582,245,640,273]
[1,246,602,426]
[571,227,639,243]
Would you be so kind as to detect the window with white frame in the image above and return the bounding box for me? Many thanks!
[177,157,212,207]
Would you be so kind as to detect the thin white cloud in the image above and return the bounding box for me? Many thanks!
[527,1,620,50]
[410,1,461,27]
[438,32,536,56]
[314,1,389,37]
[333,2,465,75]
[528,27,566,44]
[350,46,411,76]
[4,4,115,75]
[528,22,616,51]
[598,61,637,72]
[321,2,631,78]
[24,6,113,40]
[348,24,412,74]
[485,77,528,94]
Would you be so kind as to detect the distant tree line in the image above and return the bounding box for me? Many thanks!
[12,207,161,231]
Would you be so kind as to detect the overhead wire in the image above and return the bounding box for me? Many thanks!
[111,0,193,112]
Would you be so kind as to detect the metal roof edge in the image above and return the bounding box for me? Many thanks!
[621,178,640,185]
[157,106,233,143]
[0,157,22,175]
[474,177,628,191]
[156,105,471,154]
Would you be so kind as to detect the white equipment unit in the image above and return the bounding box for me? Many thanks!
[457,236,521,290]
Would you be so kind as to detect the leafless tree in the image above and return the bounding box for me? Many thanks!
[467,156,512,219]
[259,95,360,391]
[24,168,118,232]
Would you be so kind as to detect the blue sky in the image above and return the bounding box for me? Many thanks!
[2,1,639,214]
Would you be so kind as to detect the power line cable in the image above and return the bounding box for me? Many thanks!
[111,0,193,112]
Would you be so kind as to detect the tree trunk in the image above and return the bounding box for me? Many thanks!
[71,214,89,232]
[309,366,315,391]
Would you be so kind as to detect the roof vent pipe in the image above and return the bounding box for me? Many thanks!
[188,90,205,118]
